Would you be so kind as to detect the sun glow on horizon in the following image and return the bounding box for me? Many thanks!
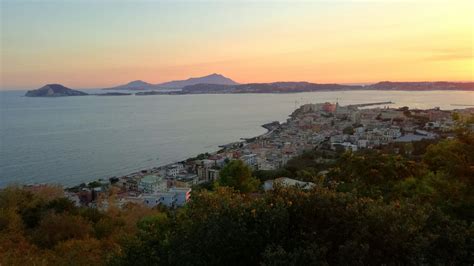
[1,0,472,89]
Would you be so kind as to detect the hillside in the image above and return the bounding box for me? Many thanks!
[103,80,156,91]
[176,81,474,94]
[156,73,239,89]
[104,74,239,91]
[2,127,472,265]
[25,84,88,97]
[368,81,474,91]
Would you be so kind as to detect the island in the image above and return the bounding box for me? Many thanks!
[25,84,88,97]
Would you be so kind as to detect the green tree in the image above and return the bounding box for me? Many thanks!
[343,126,354,135]
[423,131,474,182]
[217,160,260,193]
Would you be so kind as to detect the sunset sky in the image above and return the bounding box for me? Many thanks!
[1,0,473,90]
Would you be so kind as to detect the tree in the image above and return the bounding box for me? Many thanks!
[343,126,354,135]
[423,132,474,182]
[32,213,92,248]
[217,160,260,193]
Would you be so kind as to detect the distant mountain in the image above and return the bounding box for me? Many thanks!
[103,74,238,91]
[179,83,231,93]
[25,84,88,97]
[180,82,361,94]
[156,73,239,89]
[103,80,155,91]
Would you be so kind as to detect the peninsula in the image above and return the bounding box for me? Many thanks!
[119,79,474,95]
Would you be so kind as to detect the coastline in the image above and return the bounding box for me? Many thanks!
[64,121,277,191]
[4,94,473,190]
[58,101,470,195]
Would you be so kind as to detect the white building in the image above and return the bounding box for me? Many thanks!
[138,175,167,194]
[143,192,176,208]
[143,187,191,208]
[240,154,257,167]
[357,139,369,149]
[167,164,184,177]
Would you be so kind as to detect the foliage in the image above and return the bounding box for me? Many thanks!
[0,186,161,265]
[217,160,260,192]
[1,129,473,265]
[342,126,354,135]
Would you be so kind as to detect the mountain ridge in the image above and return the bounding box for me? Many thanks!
[103,73,239,90]
[175,81,474,94]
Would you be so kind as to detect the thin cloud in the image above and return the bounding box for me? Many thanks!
[423,49,473,61]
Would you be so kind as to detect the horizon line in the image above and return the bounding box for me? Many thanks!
[2,79,474,91]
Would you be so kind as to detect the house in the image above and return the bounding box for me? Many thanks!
[415,129,436,137]
[167,164,184,177]
[143,187,191,208]
[138,175,167,193]
[169,187,191,206]
[425,121,441,130]
[357,139,369,149]
[240,154,257,167]
[322,102,337,113]
[143,192,176,208]
[197,166,220,182]
[331,142,358,152]
[207,168,220,182]
[395,133,436,142]
[176,173,199,185]
[125,178,139,191]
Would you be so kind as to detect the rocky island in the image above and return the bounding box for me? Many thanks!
[25,84,88,97]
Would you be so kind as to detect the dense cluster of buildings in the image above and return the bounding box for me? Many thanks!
[64,102,471,210]
[224,103,458,170]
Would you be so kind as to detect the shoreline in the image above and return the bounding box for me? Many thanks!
[7,101,473,191]
[62,101,402,191]
[63,121,276,191]
[4,87,474,94]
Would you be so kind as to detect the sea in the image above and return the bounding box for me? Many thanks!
[1,90,473,187]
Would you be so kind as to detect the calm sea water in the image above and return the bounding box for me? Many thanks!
[1,90,473,187]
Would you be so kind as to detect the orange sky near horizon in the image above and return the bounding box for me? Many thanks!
[1,0,473,89]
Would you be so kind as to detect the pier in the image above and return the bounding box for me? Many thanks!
[348,101,394,108]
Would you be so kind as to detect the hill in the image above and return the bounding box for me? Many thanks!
[103,74,238,91]
[103,80,156,91]
[176,81,474,94]
[156,73,239,89]
[25,84,88,97]
[368,81,474,91]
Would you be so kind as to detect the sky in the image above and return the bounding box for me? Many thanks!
[1,0,473,90]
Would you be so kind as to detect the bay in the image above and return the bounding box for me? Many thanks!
[1,90,472,187]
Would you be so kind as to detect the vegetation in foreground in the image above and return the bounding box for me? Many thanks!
[1,128,473,265]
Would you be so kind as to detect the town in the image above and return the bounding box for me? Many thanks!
[56,102,472,209]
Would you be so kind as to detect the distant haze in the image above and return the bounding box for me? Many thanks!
[1,1,473,90]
